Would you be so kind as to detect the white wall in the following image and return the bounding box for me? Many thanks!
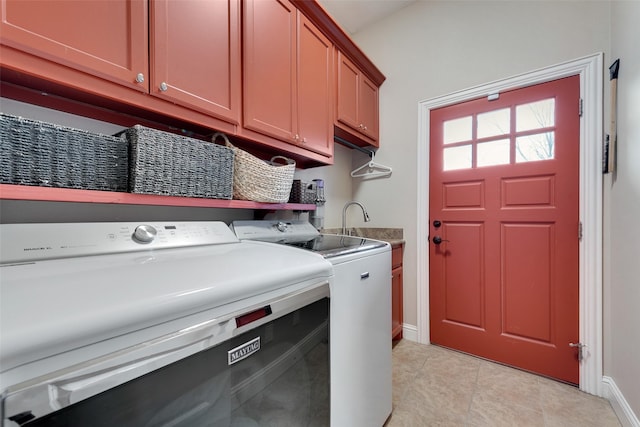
[349,0,610,330]
[293,143,353,228]
[606,0,640,417]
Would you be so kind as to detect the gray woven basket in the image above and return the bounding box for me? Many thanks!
[289,180,316,204]
[0,113,128,191]
[214,133,295,203]
[126,125,233,199]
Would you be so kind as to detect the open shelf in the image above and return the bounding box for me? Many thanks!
[0,184,316,211]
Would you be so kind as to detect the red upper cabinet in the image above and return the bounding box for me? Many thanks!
[243,0,333,158]
[358,76,379,142]
[2,0,381,166]
[1,0,240,127]
[0,0,149,91]
[150,0,241,124]
[243,0,297,142]
[296,14,333,157]
[336,51,379,147]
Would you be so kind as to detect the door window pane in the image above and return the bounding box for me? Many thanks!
[443,116,472,145]
[478,138,510,167]
[477,108,510,138]
[444,145,472,170]
[516,98,555,132]
[516,132,555,162]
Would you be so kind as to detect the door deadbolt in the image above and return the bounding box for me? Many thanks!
[433,220,441,228]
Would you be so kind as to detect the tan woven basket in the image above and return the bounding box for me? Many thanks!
[212,133,295,203]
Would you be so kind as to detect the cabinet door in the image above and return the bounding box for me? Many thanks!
[359,75,379,143]
[297,14,333,157]
[243,0,297,141]
[151,0,241,124]
[0,0,148,91]
[335,51,360,132]
[336,51,379,146]
[391,245,403,341]
[392,266,403,341]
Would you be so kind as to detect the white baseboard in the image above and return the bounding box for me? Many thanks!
[402,323,418,342]
[602,376,640,427]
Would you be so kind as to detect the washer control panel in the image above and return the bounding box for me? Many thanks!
[0,221,239,264]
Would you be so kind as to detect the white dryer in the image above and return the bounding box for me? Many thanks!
[1,221,333,427]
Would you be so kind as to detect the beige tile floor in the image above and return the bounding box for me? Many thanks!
[385,339,621,427]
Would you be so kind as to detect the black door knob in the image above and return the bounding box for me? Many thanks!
[433,220,441,228]
[432,236,449,245]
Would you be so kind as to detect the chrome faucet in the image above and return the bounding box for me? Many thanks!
[342,201,370,235]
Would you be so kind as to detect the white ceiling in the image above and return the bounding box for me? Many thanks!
[317,0,416,34]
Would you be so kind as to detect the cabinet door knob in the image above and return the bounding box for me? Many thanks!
[135,73,145,84]
[159,82,168,92]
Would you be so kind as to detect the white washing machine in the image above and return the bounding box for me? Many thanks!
[232,220,393,427]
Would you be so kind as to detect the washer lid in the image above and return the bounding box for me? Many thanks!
[0,239,332,375]
[231,220,388,257]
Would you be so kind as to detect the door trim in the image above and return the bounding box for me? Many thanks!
[416,53,603,395]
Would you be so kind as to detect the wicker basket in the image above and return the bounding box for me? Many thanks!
[213,133,295,203]
[126,125,233,199]
[0,113,128,191]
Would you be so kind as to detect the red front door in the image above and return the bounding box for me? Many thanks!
[429,76,580,384]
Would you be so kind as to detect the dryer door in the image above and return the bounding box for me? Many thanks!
[2,284,330,427]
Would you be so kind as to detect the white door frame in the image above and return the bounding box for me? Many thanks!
[416,53,604,396]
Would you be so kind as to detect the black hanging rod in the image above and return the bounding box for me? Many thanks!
[334,135,376,158]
